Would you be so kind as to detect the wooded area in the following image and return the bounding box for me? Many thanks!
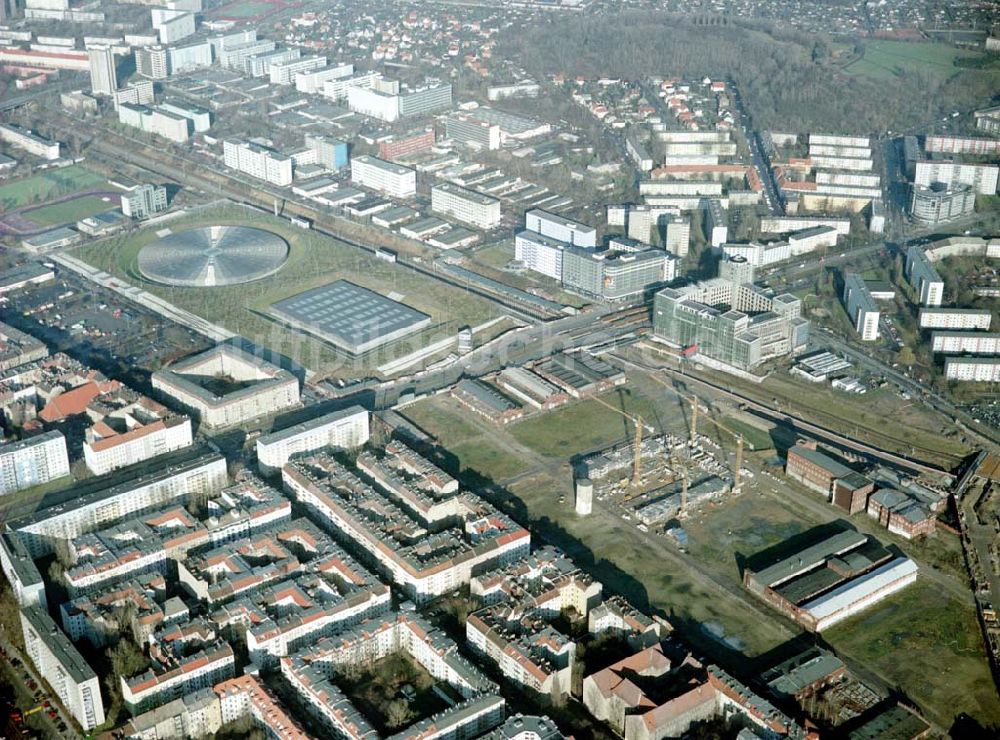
[500,12,1000,134]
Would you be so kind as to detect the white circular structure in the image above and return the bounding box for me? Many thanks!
[137,225,289,287]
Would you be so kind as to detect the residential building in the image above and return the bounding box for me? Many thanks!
[842,273,880,341]
[925,135,1000,156]
[914,160,999,195]
[944,357,1000,382]
[152,345,299,429]
[702,199,728,247]
[350,155,416,198]
[123,642,235,715]
[218,39,276,70]
[909,183,975,224]
[0,321,48,372]
[0,532,46,608]
[398,81,452,117]
[223,140,293,187]
[88,45,116,95]
[256,406,369,475]
[8,451,227,558]
[124,687,224,739]
[918,308,992,330]
[905,246,945,306]
[282,452,530,602]
[83,396,192,475]
[214,675,308,740]
[515,229,574,280]
[0,124,60,160]
[246,48,300,78]
[118,104,191,143]
[269,55,327,85]
[21,606,105,729]
[152,9,195,44]
[431,183,501,230]
[294,63,353,93]
[931,331,1000,355]
[169,40,212,74]
[122,184,168,219]
[377,128,434,160]
[135,45,168,79]
[113,79,155,109]
[304,135,347,170]
[159,102,211,132]
[0,431,69,496]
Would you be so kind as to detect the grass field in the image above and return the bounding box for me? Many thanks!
[846,40,980,80]
[720,416,773,451]
[0,166,106,211]
[213,0,275,16]
[825,580,1000,727]
[508,389,665,457]
[74,204,499,375]
[24,195,116,227]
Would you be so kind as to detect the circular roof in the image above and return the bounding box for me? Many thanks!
[137,226,289,287]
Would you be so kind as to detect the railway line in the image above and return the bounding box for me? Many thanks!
[57,111,564,323]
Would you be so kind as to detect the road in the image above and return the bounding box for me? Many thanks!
[729,81,782,214]
[0,636,79,739]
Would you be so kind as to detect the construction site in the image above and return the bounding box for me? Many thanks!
[572,393,751,534]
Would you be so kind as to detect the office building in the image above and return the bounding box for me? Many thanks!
[0,123,60,160]
[431,183,501,229]
[905,246,945,307]
[256,406,369,475]
[524,209,596,247]
[269,55,326,85]
[944,357,1000,382]
[463,106,551,142]
[122,184,168,219]
[22,606,105,729]
[652,275,808,372]
[0,431,69,496]
[909,183,975,224]
[914,160,999,195]
[562,245,676,302]
[88,45,116,95]
[113,79,154,109]
[918,308,992,331]
[223,140,293,186]
[350,155,416,198]
[135,45,168,79]
[445,113,501,151]
[842,273,880,341]
[152,345,299,429]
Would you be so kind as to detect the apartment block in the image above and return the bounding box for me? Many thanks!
[905,246,945,306]
[256,406,369,475]
[914,160,999,195]
[122,183,168,219]
[22,606,105,729]
[0,430,69,496]
[918,308,992,331]
[524,209,596,247]
[842,273,880,342]
[944,357,1000,382]
[222,140,294,186]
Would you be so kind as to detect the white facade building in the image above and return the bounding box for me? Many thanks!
[914,160,999,195]
[931,332,1000,355]
[256,406,369,475]
[945,357,1000,382]
[918,308,992,331]
[350,155,416,198]
[431,183,501,230]
[0,431,69,496]
[524,209,596,247]
[223,140,293,186]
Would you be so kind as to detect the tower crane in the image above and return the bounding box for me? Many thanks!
[689,395,745,493]
[589,395,654,488]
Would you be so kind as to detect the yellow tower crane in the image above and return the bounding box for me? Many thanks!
[690,395,745,493]
[589,395,652,488]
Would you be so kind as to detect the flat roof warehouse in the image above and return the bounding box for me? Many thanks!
[269,280,432,355]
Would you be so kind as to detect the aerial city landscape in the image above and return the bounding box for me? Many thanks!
[1,0,1000,737]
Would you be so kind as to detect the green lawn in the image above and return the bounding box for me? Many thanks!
[846,40,981,80]
[215,0,274,17]
[24,195,116,227]
[74,204,500,374]
[509,388,663,457]
[720,416,774,451]
[0,166,106,211]
[825,579,1000,728]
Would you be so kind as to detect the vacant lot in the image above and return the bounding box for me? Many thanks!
[847,40,980,80]
[0,166,106,211]
[24,195,117,227]
[75,204,499,374]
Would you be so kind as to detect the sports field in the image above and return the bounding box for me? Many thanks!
[0,166,106,211]
[23,195,116,228]
[846,40,980,80]
[74,204,500,374]
[212,0,280,18]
